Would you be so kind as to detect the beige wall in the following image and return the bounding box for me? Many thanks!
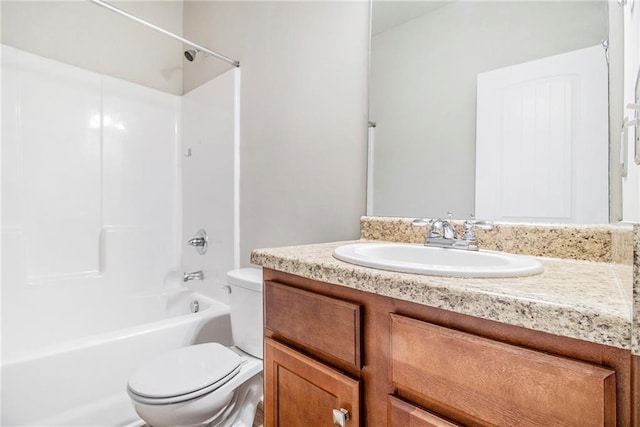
[183,1,370,265]
[1,1,184,95]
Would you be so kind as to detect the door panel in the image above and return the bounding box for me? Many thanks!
[476,44,608,223]
[264,338,360,427]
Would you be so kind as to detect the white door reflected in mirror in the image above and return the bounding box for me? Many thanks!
[475,45,608,224]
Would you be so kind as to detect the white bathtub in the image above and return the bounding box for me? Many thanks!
[1,290,233,426]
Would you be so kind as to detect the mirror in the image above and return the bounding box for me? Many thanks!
[368,1,615,222]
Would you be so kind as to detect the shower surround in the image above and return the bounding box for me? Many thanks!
[1,44,238,425]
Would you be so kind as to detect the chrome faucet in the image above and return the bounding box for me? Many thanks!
[428,218,457,240]
[412,214,492,251]
[426,218,457,248]
[412,211,457,248]
[183,270,204,282]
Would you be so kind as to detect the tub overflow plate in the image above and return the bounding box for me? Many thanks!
[190,300,200,313]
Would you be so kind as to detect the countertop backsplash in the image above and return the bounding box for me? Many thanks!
[360,216,633,263]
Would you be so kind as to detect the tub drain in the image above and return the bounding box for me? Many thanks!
[190,300,200,313]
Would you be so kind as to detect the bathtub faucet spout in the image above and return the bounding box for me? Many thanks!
[183,270,204,282]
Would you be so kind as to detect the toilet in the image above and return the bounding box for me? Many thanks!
[127,268,264,427]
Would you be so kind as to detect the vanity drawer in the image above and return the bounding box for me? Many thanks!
[390,314,616,426]
[388,395,461,427]
[265,281,363,370]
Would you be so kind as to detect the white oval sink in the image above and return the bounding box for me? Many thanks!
[333,242,543,278]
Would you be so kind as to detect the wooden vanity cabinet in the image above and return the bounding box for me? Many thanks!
[264,338,360,427]
[264,280,363,427]
[633,355,640,427]
[263,268,632,427]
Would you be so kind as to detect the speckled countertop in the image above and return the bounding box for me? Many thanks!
[251,240,633,350]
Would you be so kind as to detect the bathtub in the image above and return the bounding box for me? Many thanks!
[1,289,233,426]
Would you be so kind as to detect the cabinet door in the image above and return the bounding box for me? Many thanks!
[390,314,616,426]
[264,338,360,427]
[388,396,461,427]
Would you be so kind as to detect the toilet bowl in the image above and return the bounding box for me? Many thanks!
[127,268,263,427]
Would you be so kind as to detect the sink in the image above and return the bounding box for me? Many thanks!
[333,242,543,278]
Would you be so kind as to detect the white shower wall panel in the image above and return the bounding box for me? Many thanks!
[17,48,103,281]
[2,45,21,228]
[1,45,182,357]
[101,75,181,288]
[102,76,180,229]
[181,69,237,303]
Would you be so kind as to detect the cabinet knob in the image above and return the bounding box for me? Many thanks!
[332,408,350,427]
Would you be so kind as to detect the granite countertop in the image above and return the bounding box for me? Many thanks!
[251,240,633,350]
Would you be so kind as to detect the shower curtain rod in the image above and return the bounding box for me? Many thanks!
[89,0,240,68]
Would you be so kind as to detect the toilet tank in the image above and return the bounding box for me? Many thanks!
[226,267,263,359]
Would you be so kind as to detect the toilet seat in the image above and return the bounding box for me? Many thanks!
[127,343,242,405]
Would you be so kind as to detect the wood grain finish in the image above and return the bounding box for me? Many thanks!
[264,270,393,425]
[633,355,640,427]
[264,338,360,427]
[391,314,617,426]
[265,280,363,370]
[391,298,633,426]
[263,269,632,426]
[388,396,461,427]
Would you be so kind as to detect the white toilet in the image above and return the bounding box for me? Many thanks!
[127,268,264,427]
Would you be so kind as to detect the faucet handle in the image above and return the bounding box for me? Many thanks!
[187,229,208,255]
[463,219,493,229]
[461,218,493,248]
[412,218,432,227]
[463,214,492,228]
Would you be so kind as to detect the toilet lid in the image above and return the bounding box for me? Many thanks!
[128,343,242,399]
